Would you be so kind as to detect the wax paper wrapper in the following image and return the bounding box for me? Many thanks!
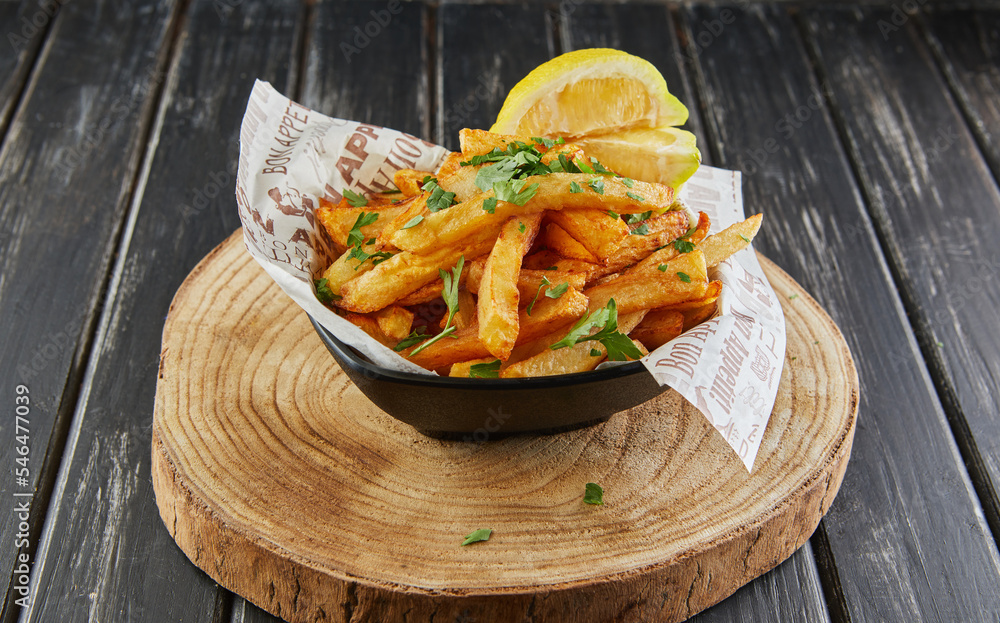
[235,80,785,470]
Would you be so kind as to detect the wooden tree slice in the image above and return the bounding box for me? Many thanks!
[152,231,858,623]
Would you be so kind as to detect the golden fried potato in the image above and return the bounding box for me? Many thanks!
[339,226,499,313]
[478,215,542,359]
[541,222,600,263]
[405,286,588,369]
[629,309,684,351]
[545,209,629,260]
[466,260,587,303]
[374,306,414,341]
[584,250,709,315]
[699,213,762,267]
[391,173,674,254]
[394,169,434,197]
[449,358,500,378]
[501,310,647,378]
[315,200,408,253]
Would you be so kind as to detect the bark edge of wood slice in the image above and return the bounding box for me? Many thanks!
[152,231,858,623]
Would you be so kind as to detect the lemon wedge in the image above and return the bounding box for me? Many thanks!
[576,126,702,189]
[490,48,688,138]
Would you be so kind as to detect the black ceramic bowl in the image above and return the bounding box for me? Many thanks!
[310,317,670,438]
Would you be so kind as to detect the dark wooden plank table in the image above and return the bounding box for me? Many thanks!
[1,1,999,621]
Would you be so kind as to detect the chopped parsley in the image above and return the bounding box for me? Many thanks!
[673,226,698,253]
[468,359,502,378]
[584,483,605,505]
[482,197,497,214]
[569,181,583,194]
[589,158,614,175]
[342,189,367,207]
[788,294,799,300]
[626,191,645,203]
[314,278,340,303]
[739,234,751,243]
[632,224,650,236]
[589,348,602,357]
[677,272,692,283]
[531,136,565,148]
[526,277,569,315]
[401,215,424,229]
[621,177,635,188]
[493,179,539,206]
[461,528,492,546]
[657,264,668,272]
[408,256,465,356]
[518,221,526,233]
[578,158,596,175]
[587,178,605,194]
[557,154,582,174]
[393,327,430,351]
[426,183,458,212]
[607,210,619,219]
[545,265,559,271]
[380,188,402,194]
[345,212,394,268]
[626,211,652,225]
[549,299,643,361]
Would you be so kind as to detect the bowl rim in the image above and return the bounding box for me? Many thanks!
[309,316,649,390]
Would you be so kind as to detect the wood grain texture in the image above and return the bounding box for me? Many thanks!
[801,2,1000,600]
[683,4,1000,621]
[925,10,1000,180]
[19,1,303,621]
[0,0,181,617]
[0,0,56,143]
[153,232,857,623]
[561,6,829,622]
[437,2,554,149]
[301,0,428,139]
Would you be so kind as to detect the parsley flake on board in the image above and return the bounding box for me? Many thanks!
[342,189,367,207]
[408,256,465,356]
[587,178,605,194]
[314,278,340,303]
[677,272,692,283]
[482,197,498,214]
[468,359,502,378]
[401,215,424,229]
[570,181,583,194]
[462,528,492,546]
[584,483,605,505]
[549,299,643,361]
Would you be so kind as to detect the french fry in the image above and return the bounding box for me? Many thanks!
[585,209,695,282]
[681,300,718,331]
[522,250,600,275]
[584,250,709,315]
[343,313,393,348]
[436,152,465,178]
[437,164,481,202]
[394,169,434,197]
[501,310,647,378]
[391,173,674,254]
[699,213,762,267]
[405,287,588,369]
[374,306,415,342]
[541,222,601,262]
[450,288,477,331]
[449,358,500,378]
[478,215,542,359]
[315,200,408,252]
[632,339,650,357]
[545,209,629,260]
[629,309,684,351]
[339,227,499,313]
[659,280,722,312]
[466,260,587,303]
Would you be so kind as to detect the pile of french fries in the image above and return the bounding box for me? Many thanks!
[314,129,762,378]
